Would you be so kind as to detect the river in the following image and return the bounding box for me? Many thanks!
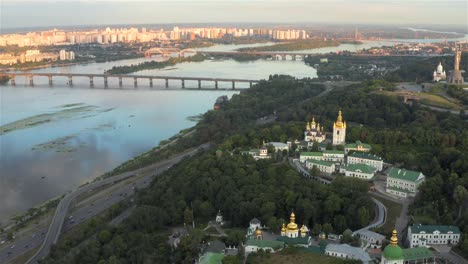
[0,38,461,222]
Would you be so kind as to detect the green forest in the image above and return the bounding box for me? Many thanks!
[104,54,206,74]
[40,76,468,263]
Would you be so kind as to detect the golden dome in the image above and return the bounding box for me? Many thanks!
[301,225,306,233]
[281,223,286,232]
[306,122,311,130]
[256,228,262,236]
[317,123,321,131]
[287,212,298,230]
[334,110,346,129]
[311,117,316,126]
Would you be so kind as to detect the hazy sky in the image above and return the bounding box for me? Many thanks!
[1,0,467,29]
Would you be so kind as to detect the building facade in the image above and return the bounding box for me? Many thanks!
[306,159,336,174]
[333,111,346,145]
[345,141,372,154]
[347,152,383,171]
[386,168,425,198]
[381,229,435,264]
[408,224,461,248]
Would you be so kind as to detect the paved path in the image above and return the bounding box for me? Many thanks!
[26,143,210,264]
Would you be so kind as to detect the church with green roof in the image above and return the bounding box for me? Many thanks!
[381,229,434,264]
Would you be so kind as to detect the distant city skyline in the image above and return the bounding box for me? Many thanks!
[1,0,467,30]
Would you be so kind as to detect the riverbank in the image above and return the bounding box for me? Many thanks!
[236,39,341,52]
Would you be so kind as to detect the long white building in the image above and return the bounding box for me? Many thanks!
[347,152,383,171]
[408,224,461,248]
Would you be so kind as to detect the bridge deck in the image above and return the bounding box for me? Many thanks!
[0,72,260,83]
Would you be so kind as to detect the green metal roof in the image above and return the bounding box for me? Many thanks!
[383,244,404,260]
[345,163,376,174]
[199,253,224,264]
[300,152,323,157]
[345,141,372,149]
[307,159,335,167]
[402,247,434,261]
[245,239,285,250]
[410,224,461,235]
[348,151,382,161]
[388,167,423,182]
[277,235,310,245]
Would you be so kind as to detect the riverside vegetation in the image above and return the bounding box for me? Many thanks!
[39,76,468,263]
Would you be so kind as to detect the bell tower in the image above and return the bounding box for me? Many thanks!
[333,110,346,145]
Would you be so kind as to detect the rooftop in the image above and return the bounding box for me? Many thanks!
[246,239,285,250]
[344,163,376,174]
[325,243,372,262]
[355,229,385,241]
[345,141,372,149]
[199,252,224,264]
[277,235,310,245]
[267,142,288,148]
[410,224,461,235]
[206,240,226,254]
[388,167,424,182]
[348,151,382,161]
[402,247,434,261]
[300,152,323,157]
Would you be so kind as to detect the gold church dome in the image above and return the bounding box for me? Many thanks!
[334,110,346,129]
[286,212,298,230]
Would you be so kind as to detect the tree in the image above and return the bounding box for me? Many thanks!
[98,230,112,244]
[323,223,333,234]
[453,185,468,222]
[311,165,320,177]
[222,255,242,264]
[184,207,193,227]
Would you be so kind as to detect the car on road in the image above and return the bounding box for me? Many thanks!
[70,220,75,224]
[0,240,5,244]
[10,245,15,249]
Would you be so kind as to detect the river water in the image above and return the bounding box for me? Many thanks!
[0,38,462,221]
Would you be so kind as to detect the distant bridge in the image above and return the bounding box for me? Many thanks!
[144,48,197,58]
[0,72,260,90]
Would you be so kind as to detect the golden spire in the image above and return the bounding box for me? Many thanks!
[290,212,296,223]
[317,123,321,131]
[301,225,306,233]
[390,229,398,246]
[306,122,311,130]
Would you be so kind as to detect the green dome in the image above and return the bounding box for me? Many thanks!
[383,245,403,260]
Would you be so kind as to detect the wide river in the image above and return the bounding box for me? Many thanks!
[0,38,464,221]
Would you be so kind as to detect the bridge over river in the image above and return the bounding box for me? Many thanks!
[0,72,260,90]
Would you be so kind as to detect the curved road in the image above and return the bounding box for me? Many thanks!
[26,143,210,264]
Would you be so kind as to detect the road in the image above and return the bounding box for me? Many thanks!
[3,143,210,264]
[353,198,387,235]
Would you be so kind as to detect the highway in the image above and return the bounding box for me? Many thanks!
[0,143,209,264]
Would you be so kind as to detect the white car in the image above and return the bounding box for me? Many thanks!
[0,240,5,244]
[10,245,15,249]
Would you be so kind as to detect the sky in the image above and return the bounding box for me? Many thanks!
[0,0,467,30]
